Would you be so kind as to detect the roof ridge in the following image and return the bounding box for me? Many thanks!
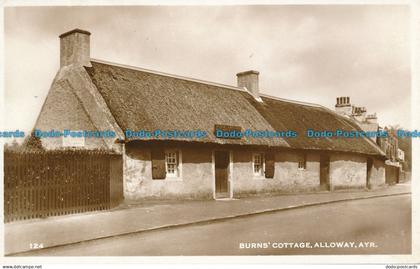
[90,58,249,93]
[259,93,322,108]
[90,59,327,109]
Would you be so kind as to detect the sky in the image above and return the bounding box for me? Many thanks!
[3,5,411,133]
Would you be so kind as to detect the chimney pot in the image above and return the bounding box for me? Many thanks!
[59,28,91,67]
[335,96,352,116]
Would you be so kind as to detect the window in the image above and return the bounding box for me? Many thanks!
[253,153,265,177]
[165,150,181,178]
[298,154,307,170]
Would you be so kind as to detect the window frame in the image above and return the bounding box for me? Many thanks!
[253,152,265,178]
[164,149,182,180]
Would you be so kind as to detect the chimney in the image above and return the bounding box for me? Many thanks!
[366,113,378,124]
[237,70,260,97]
[59,29,91,67]
[352,106,367,122]
[335,96,352,116]
[361,107,367,121]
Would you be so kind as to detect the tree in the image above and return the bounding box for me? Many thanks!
[22,132,45,151]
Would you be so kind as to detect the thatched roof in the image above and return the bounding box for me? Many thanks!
[242,93,384,156]
[85,60,384,156]
[85,61,288,147]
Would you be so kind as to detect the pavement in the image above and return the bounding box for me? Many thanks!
[4,183,411,256]
[18,195,411,256]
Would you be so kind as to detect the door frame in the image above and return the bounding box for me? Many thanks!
[212,150,233,199]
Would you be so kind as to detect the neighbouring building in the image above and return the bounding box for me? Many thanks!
[334,96,379,135]
[34,29,390,201]
[334,96,404,185]
[398,148,405,162]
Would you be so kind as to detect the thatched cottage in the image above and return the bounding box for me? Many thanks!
[34,29,388,201]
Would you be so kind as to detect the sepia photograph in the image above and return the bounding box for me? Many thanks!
[1,0,419,267]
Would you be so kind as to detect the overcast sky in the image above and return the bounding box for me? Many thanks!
[4,5,411,133]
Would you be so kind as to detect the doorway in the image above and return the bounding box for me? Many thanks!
[320,154,330,191]
[367,158,373,189]
[214,151,230,199]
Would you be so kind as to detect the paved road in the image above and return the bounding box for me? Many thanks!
[19,194,411,256]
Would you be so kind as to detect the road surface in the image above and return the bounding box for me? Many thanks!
[18,194,411,256]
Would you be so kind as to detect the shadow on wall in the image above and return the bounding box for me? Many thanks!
[125,142,213,164]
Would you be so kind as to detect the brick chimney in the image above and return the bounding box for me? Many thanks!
[366,113,378,124]
[59,29,91,67]
[335,96,352,117]
[353,106,367,122]
[237,70,260,97]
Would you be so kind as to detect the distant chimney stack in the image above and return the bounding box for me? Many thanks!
[237,70,260,97]
[59,29,91,67]
[335,96,352,116]
[352,106,367,122]
[366,113,378,124]
[336,96,350,106]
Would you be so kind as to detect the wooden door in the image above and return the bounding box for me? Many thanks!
[215,151,230,198]
[367,158,373,188]
[320,154,330,190]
